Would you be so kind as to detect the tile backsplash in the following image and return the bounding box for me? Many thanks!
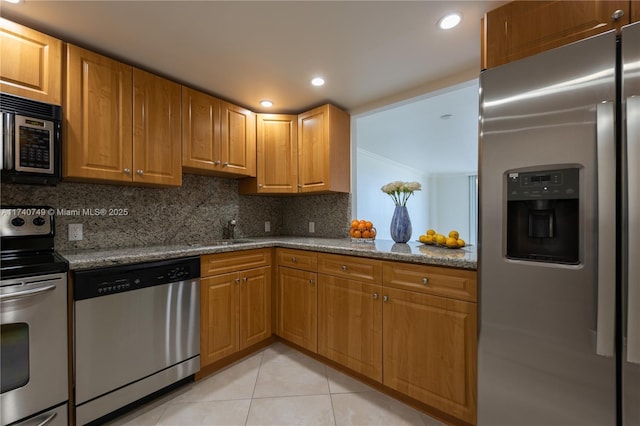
[1,175,351,251]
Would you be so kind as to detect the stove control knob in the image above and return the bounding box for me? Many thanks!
[33,217,46,226]
[11,217,25,227]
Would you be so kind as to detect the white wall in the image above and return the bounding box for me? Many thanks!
[355,148,430,241]
[428,174,476,245]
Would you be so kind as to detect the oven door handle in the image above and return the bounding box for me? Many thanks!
[0,283,57,301]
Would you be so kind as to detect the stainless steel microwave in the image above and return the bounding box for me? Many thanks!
[1,92,62,185]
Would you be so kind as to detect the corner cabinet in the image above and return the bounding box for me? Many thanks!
[182,86,256,178]
[0,18,63,105]
[482,1,630,69]
[64,45,181,186]
[239,104,350,195]
[200,249,272,367]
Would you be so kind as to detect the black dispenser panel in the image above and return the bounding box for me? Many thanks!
[506,167,579,264]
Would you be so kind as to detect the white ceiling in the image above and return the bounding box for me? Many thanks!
[1,0,506,174]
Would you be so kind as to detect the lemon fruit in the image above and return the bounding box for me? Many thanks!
[448,230,459,240]
[419,234,428,243]
[435,234,446,245]
[457,239,466,248]
[445,237,458,248]
[425,234,434,243]
[426,229,436,236]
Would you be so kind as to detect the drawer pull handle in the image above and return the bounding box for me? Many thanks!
[612,9,625,21]
[373,293,379,300]
[235,278,240,284]
[383,295,389,302]
[422,277,429,285]
[292,257,297,263]
[341,265,348,271]
[309,279,315,286]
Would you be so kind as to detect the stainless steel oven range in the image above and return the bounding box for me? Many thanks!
[0,206,69,426]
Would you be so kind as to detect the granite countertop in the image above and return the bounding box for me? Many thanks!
[59,237,477,271]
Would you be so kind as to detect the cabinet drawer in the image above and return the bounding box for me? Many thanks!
[201,248,271,277]
[276,248,317,271]
[382,262,477,302]
[318,253,382,284]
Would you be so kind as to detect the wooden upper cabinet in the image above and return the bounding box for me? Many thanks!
[65,45,181,186]
[298,104,350,194]
[239,114,298,194]
[632,0,640,23]
[182,87,221,173]
[240,104,350,195]
[0,18,62,105]
[182,86,256,178]
[220,101,256,176]
[64,45,133,183]
[482,1,631,69]
[132,69,182,186]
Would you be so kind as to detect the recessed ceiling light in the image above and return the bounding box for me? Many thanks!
[3,0,23,4]
[311,77,325,87]
[260,100,273,107]
[438,13,461,30]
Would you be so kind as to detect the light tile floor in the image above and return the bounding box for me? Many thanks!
[106,343,448,426]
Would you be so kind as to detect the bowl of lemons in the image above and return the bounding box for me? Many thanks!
[418,229,466,249]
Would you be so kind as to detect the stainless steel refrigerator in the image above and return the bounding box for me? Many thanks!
[478,23,639,425]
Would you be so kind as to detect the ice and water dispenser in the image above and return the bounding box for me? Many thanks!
[506,167,579,264]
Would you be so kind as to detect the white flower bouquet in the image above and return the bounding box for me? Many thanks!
[381,181,421,206]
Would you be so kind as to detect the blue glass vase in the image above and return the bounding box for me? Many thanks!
[390,205,412,243]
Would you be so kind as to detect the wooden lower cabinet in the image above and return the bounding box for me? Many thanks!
[317,275,382,382]
[276,266,317,352]
[382,286,477,424]
[200,265,271,368]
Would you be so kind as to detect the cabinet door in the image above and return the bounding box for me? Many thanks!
[318,275,382,382]
[64,45,133,182]
[132,69,182,186]
[201,273,240,367]
[0,18,62,105]
[383,287,477,424]
[277,267,317,352]
[298,105,350,194]
[255,114,298,193]
[182,86,221,172]
[633,1,640,23]
[220,101,256,177]
[240,267,272,349]
[484,1,630,69]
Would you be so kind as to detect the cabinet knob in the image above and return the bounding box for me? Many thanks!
[422,277,429,285]
[136,169,144,175]
[258,184,263,188]
[309,279,315,286]
[243,277,248,282]
[123,168,131,174]
[298,184,302,188]
[235,278,240,284]
[341,265,348,271]
[291,257,297,263]
[214,160,221,166]
[383,295,389,302]
[223,162,229,167]
[612,9,624,21]
[373,293,379,300]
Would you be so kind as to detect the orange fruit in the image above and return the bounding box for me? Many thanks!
[357,222,366,231]
[354,230,362,238]
[370,229,376,238]
[351,219,359,229]
[362,230,371,238]
[349,228,356,237]
[365,221,373,229]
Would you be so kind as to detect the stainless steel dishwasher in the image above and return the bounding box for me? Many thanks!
[73,257,200,425]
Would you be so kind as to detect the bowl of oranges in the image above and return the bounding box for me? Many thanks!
[350,219,376,243]
[418,229,466,249]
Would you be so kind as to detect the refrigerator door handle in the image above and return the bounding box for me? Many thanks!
[626,95,640,364]
[596,101,616,358]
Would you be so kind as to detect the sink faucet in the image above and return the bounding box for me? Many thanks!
[227,219,237,239]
